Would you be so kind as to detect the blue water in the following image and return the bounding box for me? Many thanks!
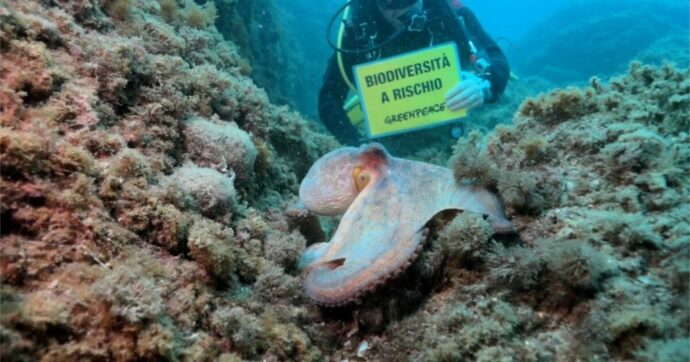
[462,0,572,40]
[277,0,689,119]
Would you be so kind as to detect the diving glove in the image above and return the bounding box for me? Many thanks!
[445,71,491,111]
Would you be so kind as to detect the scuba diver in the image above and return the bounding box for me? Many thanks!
[318,0,510,145]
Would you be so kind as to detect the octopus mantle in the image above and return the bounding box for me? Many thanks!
[297,143,513,307]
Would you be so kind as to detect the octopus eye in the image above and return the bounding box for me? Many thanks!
[352,166,371,191]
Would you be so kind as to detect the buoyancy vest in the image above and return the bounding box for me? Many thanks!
[337,0,478,91]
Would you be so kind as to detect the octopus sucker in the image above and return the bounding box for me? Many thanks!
[298,143,514,306]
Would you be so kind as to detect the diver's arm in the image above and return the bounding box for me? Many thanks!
[458,7,510,102]
[318,53,361,145]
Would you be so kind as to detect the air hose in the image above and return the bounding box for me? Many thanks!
[336,4,357,92]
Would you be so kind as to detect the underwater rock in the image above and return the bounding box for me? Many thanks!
[187,218,237,283]
[285,203,327,245]
[442,62,689,360]
[108,148,154,180]
[213,0,312,116]
[163,164,237,222]
[635,34,690,70]
[486,242,543,291]
[263,230,306,273]
[517,0,688,83]
[183,116,257,182]
[0,0,338,359]
[438,212,494,266]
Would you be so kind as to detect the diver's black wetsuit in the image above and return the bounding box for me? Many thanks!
[318,2,510,145]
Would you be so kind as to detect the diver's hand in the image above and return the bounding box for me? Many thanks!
[445,72,491,111]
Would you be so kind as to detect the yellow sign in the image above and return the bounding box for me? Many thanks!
[353,42,466,138]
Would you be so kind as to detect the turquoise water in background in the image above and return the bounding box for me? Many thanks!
[276,0,689,120]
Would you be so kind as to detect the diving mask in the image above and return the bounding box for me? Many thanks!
[378,0,427,32]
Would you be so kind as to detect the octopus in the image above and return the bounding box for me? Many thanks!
[297,143,514,307]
